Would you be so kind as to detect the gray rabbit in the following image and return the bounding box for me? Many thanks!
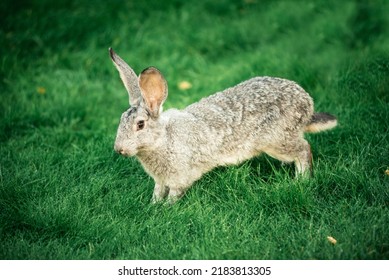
[109,48,337,204]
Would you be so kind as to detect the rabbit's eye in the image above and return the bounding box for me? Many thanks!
[136,120,145,131]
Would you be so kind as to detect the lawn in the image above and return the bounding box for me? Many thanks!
[0,0,388,259]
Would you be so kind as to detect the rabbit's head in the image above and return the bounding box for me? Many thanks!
[109,48,168,156]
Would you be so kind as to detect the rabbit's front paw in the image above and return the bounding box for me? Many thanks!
[166,188,185,205]
[151,183,169,204]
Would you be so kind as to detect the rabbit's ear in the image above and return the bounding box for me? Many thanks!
[109,48,142,106]
[139,67,168,118]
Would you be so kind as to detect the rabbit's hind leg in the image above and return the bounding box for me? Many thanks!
[263,138,312,178]
[293,139,313,177]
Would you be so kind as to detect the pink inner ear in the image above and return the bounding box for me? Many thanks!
[148,97,158,113]
[139,68,167,116]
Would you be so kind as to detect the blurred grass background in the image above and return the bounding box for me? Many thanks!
[0,0,388,259]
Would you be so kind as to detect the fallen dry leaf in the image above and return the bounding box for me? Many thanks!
[327,236,337,245]
[178,81,192,90]
[385,169,389,176]
[37,87,46,95]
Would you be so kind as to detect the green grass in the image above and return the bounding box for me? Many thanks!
[1,0,388,259]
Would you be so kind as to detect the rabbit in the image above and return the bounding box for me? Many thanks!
[109,48,337,204]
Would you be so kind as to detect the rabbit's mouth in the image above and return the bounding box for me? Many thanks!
[114,145,136,157]
[118,149,136,157]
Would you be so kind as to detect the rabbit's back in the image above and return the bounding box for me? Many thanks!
[184,77,314,164]
[186,76,313,133]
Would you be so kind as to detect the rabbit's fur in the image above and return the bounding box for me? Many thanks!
[109,48,337,204]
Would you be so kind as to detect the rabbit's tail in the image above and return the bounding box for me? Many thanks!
[304,112,337,133]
